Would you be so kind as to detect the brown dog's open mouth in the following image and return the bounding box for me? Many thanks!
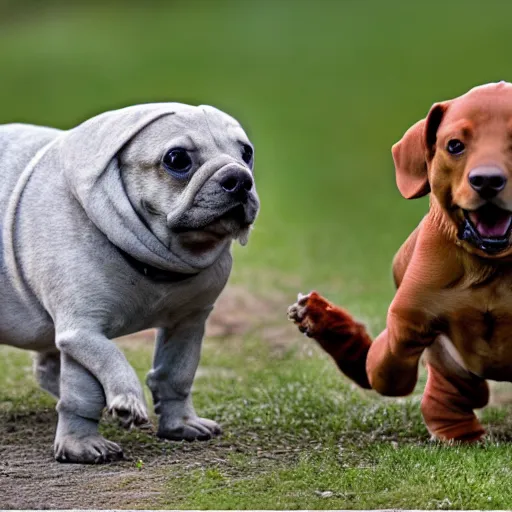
[459,204,512,254]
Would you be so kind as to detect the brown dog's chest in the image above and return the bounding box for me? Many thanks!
[440,274,512,379]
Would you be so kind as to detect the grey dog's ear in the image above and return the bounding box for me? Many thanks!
[392,102,449,199]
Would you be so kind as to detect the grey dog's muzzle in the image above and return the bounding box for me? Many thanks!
[166,154,254,229]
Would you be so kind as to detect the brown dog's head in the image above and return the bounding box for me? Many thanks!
[393,81,512,257]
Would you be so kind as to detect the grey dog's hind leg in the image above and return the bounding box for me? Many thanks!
[146,310,222,441]
[33,350,61,397]
[54,353,123,463]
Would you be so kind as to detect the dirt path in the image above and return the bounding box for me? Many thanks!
[0,398,200,509]
[0,405,266,509]
[0,404,297,509]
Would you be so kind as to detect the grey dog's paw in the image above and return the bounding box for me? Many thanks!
[108,393,149,429]
[54,434,123,464]
[158,416,222,441]
[287,292,310,324]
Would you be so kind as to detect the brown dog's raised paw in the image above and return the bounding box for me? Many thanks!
[287,291,325,337]
[287,292,309,328]
[288,291,373,389]
[287,291,346,338]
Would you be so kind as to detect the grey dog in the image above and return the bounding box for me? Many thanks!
[0,103,259,463]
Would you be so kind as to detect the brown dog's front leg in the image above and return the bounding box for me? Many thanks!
[288,292,372,389]
[421,363,488,442]
[365,328,425,396]
[288,292,431,395]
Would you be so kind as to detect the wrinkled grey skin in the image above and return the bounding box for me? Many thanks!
[0,103,259,463]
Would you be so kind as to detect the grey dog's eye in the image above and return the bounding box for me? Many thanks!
[241,144,253,165]
[446,139,465,155]
[162,148,193,176]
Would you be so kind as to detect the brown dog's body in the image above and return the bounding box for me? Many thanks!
[289,82,512,442]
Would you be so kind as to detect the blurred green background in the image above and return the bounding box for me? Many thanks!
[0,0,510,316]
[4,2,512,507]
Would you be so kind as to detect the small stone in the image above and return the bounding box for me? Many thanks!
[315,490,334,498]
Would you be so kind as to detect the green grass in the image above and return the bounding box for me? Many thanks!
[4,337,512,509]
[3,0,512,509]
[173,444,512,510]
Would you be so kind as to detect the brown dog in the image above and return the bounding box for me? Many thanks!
[288,82,512,442]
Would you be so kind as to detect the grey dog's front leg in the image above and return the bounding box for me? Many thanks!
[54,353,123,463]
[56,328,148,427]
[146,309,221,441]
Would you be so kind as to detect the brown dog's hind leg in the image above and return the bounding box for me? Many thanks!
[421,362,488,442]
[288,292,372,389]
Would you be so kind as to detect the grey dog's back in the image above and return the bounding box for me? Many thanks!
[0,124,61,221]
[0,124,62,348]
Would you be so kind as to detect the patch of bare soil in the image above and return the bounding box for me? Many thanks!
[0,285,300,509]
[489,381,512,406]
[0,409,162,509]
[206,284,299,355]
[207,284,285,337]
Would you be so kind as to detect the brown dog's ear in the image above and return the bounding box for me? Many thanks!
[392,102,448,199]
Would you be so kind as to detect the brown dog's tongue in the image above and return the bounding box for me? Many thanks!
[469,209,512,237]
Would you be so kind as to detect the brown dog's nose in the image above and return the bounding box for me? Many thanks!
[468,167,507,199]
[220,169,253,200]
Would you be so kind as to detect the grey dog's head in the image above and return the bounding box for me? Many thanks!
[59,103,259,273]
[120,105,259,263]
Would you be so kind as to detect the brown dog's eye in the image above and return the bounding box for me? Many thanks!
[446,139,465,155]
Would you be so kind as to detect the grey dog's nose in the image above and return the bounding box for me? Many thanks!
[468,167,507,199]
[220,169,253,200]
